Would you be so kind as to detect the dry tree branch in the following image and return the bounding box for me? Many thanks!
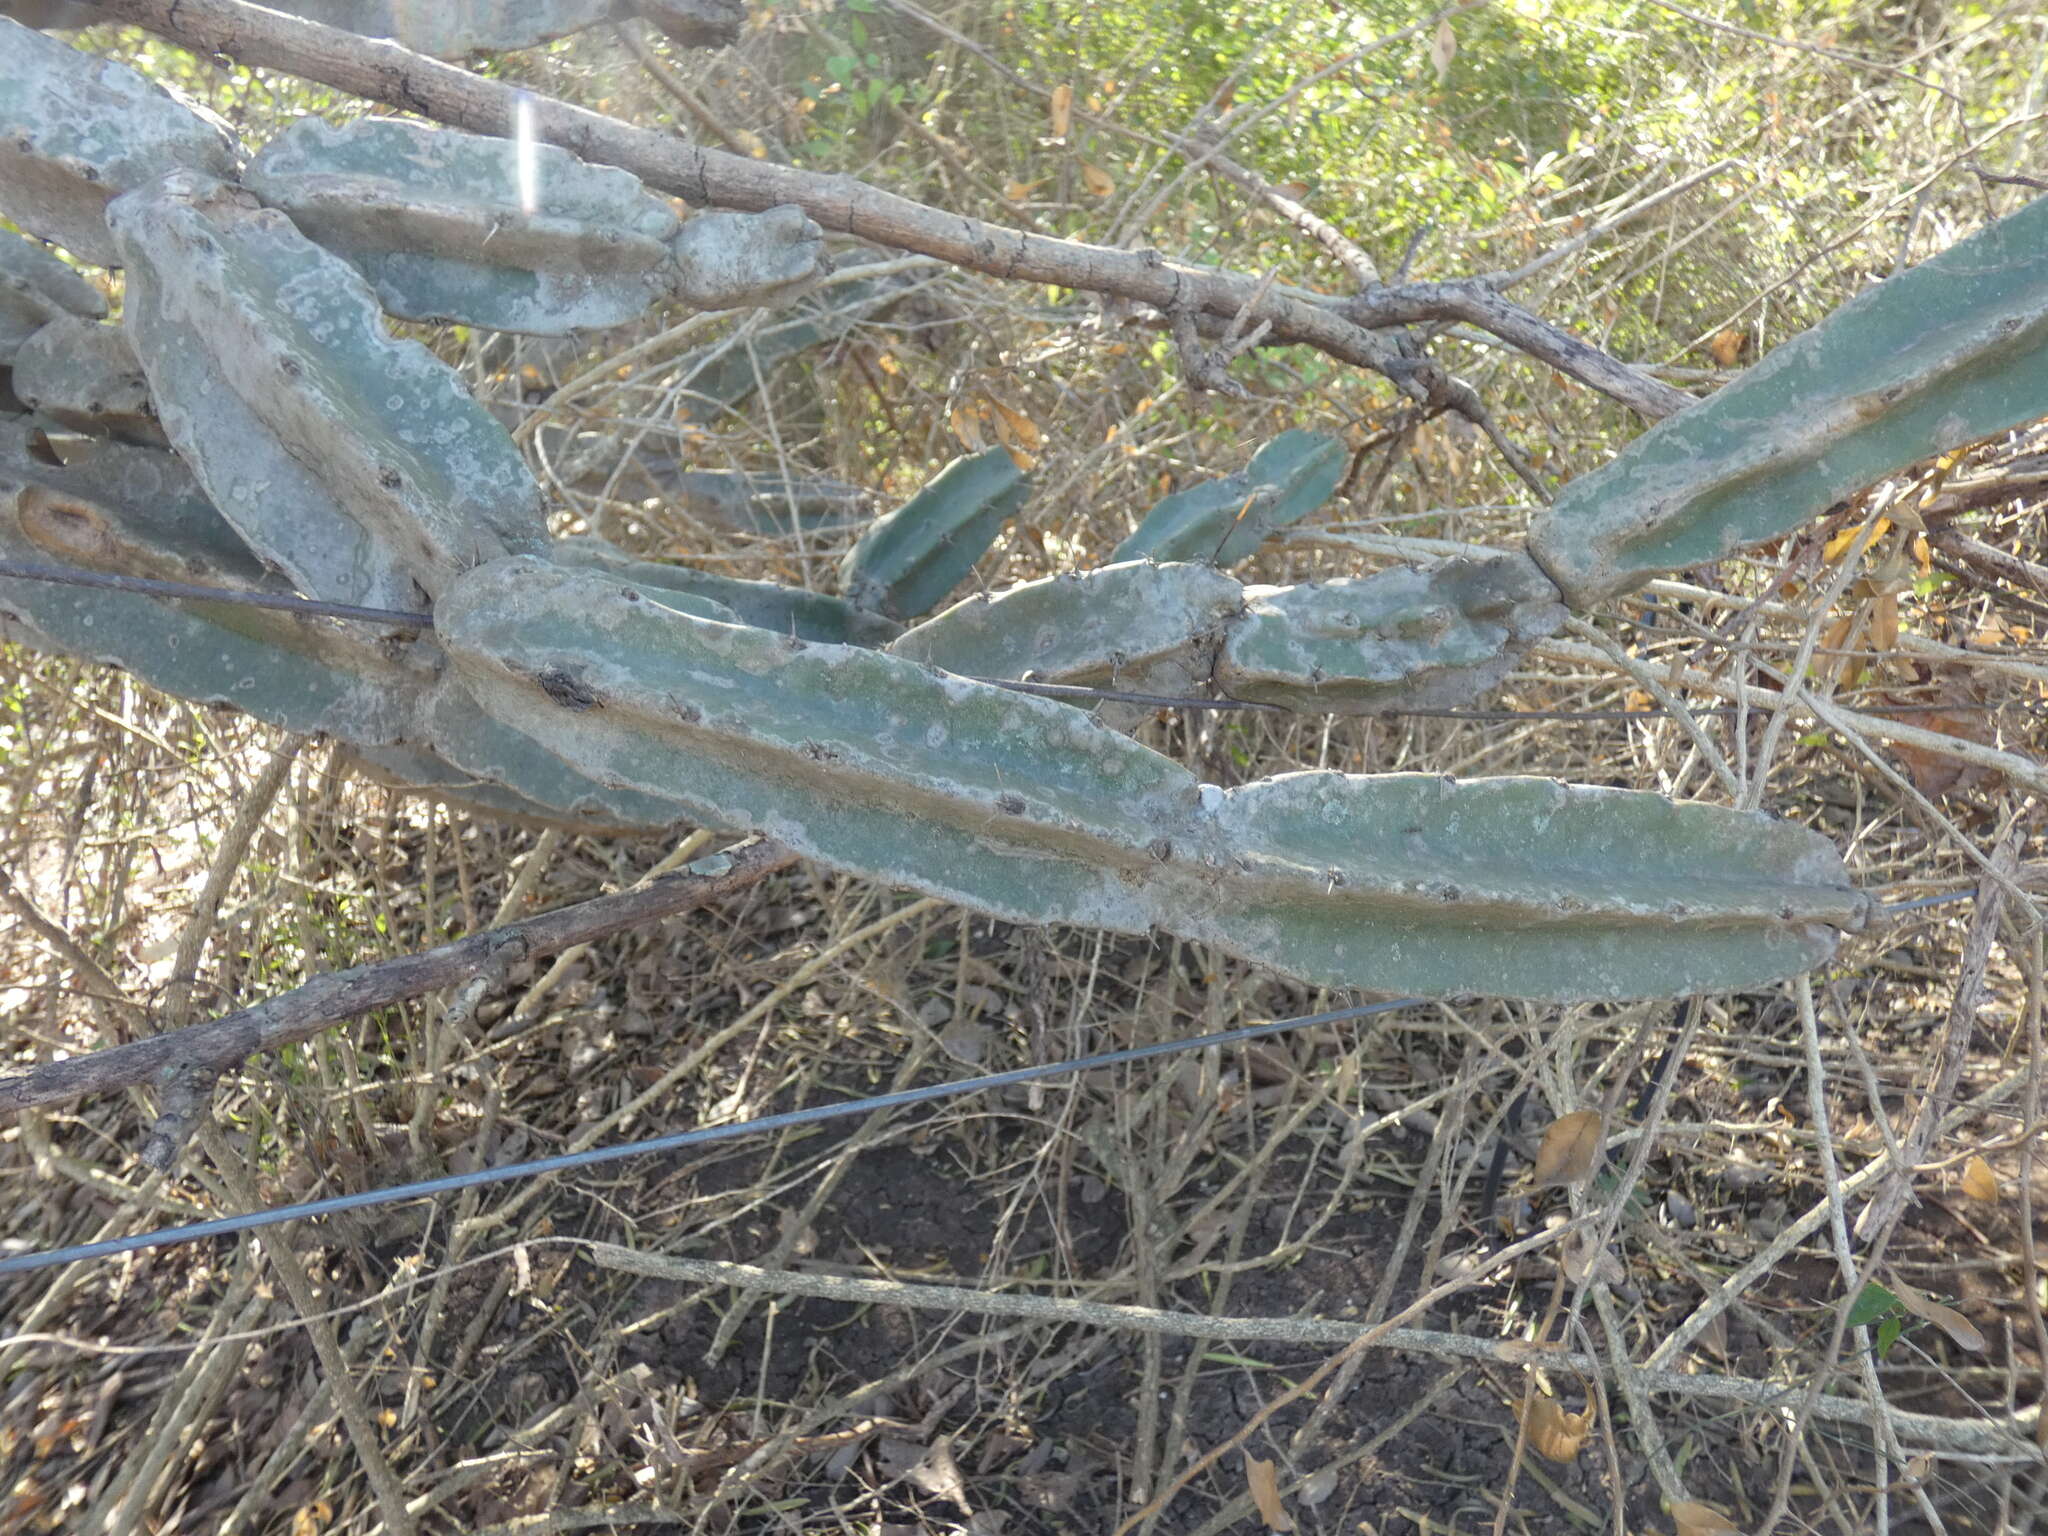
[0,837,798,1117]
[576,1243,2038,1457]
[84,0,1675,427]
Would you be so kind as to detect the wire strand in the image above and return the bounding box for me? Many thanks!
[0,996,1418,1278]
[0,889,1984,1280]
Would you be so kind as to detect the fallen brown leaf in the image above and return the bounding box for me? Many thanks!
[1519,1393,1594,1462]
[1245,1454,1295,1532]
[1533,1109,1604,1187]
[1961,1154,2001,1203]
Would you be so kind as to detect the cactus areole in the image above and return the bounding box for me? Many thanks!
[1,21,2036,1000]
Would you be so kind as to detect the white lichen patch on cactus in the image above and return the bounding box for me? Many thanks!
[0,20,239,266]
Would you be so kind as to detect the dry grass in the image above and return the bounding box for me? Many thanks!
[2,3,2045,1533]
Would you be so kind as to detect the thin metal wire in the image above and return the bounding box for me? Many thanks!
[0,891,1984,1280]
[0,559,434,630]
[0,996,1420,1279]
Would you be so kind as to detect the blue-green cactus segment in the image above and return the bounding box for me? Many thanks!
[0,496,424,747]
[246,116,681,335]
[412,678,690,833]
[839,448,1028,621]
[109,171,549,612]
[890,560,1242,699]
[894,554,1569,718]
[1,228,105,366]
[1111,429,1346,567]
[0,19,240,267]
[1218,553,1567,713]
[222,2,739,59]
[13,316,166,446]
[1529,192,2048,609]
[343,742,670,834]
[0,423,687,832]
[437,555,1871,1001]
[1210,772,1863,1001]
[553,535,903,646]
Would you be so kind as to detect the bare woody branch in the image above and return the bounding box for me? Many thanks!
[0,837,799,1117]
[88,0,1686,422]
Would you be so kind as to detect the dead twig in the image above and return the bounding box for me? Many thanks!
[1853,826,2025,1243]
[0,837,799,1117]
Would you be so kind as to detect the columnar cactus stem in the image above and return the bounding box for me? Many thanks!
[435,555,1870,1001]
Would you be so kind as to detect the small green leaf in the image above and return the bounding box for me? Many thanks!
[1876,1315,1904,1359]
[1848,1281,1901,1330]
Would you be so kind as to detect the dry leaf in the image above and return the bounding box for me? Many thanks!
[1961,1154,2001,1203]
[1822,515,1890,563]
[1887,1270,1986,1352]
[1429,18,1457,81]
[1707,327,1750,367]
[1533,1109,1604,1187]
[1876,672,2000,800]
[1560,1234,1624,1287]
[1520,1394,1594,1462]
[949,402,984,451]
[985,395,1044,452]
[1818,610,1857,684]
[1671,1500,1742,1536]
[1049,82,1073,140]
[1244,1454,1296,1533]
[1079,159,1116,197]
[1869,589,1899,654]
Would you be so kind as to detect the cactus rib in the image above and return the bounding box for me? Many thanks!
[13,316,166,446]
[1111,429,1347,567]
[840,448,1029,621]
